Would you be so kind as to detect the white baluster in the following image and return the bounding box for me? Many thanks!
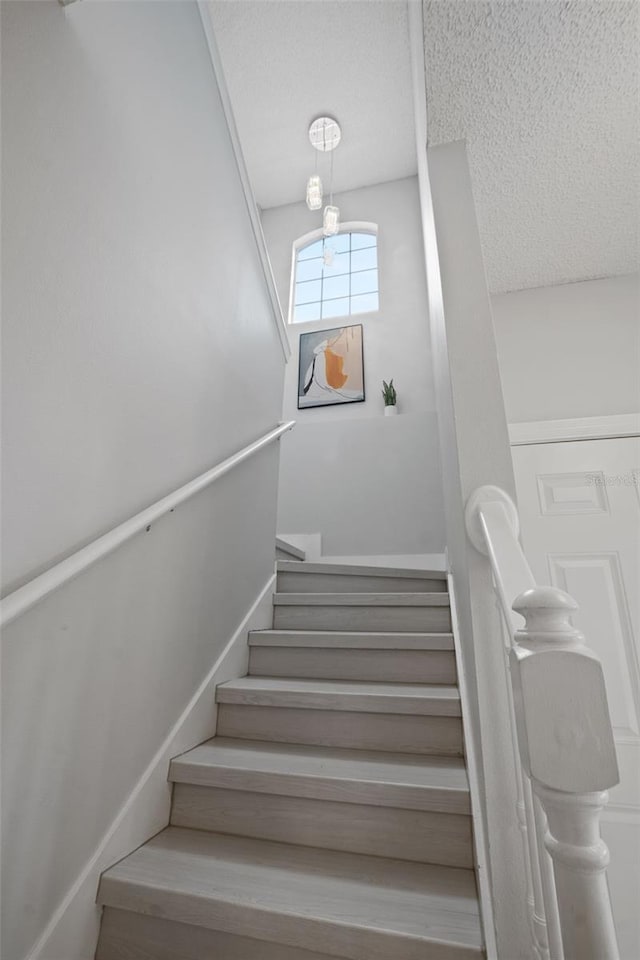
[510,587,620,960]
[522,775,556,959]
[498,608,551,960]
[532,789,564,960]
[467,488,554,957]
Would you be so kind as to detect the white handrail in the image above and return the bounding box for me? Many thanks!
[466,484,620,960]
[1,421,295,628]
[465,485,534,634]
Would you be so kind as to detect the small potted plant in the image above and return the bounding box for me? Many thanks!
[382,379,398,416]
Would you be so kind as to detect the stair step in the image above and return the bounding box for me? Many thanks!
[277,561,448,579]
[249,629,455,683]
[274,592,450,606]
[217,705,463,756]
[97,910,345,960]
[276,561,447,594]
[272,593,451,633]
[170,738,471,813]
[249,629,454,649]
[170,784,472,866]
[216,677,461,716]
[97,828,483,960]
[249,645,457,683]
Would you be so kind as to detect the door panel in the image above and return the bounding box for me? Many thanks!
[512,436,640,958]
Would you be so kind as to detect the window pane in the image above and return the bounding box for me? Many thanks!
[323,274,350,300]
[351,232,376,250]
[293,301,322,323]
[351,246,377,272]
[328,234,350,255]
[298,239,323,261]
[295,279,322,305]
[291,231,379,325]
[351,292,379,315]
[323,251,350,276]
[351,269,378,297]
[322,297,350,320]
[296,257,323,282]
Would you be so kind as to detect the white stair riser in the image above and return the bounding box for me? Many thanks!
[216,680,460,717]
[277,572,447,594]
[249,630,455,650]
[249,647,457,684]
[171,785,473,868]
[273,605,452,632]
[97,909,349,960]
[217,705,464,756]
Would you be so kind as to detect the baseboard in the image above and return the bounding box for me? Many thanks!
[196,2,290,362]
[25,574,276,960]
[277,533,323,561]
[276,536,307,560]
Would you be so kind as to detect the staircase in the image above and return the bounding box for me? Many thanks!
[95,561,484,960]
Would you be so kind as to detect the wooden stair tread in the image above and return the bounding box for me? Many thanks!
[169,738,470,813]
[274,592,450,606]
[98,827,483,959]
[249,630,454,649]
[216,677,461,716]
[276,560,447,580]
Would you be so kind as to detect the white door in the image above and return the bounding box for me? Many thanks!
[512,435,640,960]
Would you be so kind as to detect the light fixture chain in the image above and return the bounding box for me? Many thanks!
[330,148,334,206]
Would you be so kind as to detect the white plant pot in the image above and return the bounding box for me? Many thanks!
[384,405,398,416]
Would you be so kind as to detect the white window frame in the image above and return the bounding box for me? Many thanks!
[287,221,379,326]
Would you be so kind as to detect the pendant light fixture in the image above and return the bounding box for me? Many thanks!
[306,116,341,235]
[306,174,323,211]
[323,203,340,237]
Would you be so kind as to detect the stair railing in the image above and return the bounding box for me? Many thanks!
[0,421,295,628]
[465,485,620,960]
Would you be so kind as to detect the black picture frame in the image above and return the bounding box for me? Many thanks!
[297,323,365,410]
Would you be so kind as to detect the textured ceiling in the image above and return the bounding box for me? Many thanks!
[424,0,640,293]
[209,0,638,292]
[207,0,417,210]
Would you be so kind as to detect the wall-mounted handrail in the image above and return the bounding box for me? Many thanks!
[466,484,620,960]
[1,421,295,629]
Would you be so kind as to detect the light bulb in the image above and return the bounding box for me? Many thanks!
[323,205,340,237]
[306,175,323,211]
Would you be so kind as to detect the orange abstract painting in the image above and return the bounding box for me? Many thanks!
[298,325,365,409]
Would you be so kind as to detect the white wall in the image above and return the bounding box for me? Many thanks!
[265,177,438,423]
[492,274,639,423]
[1,3,284,958]
[424,140,531,958]
[1,0,284,595]
[262,177,445,555]
[277,414,444,557]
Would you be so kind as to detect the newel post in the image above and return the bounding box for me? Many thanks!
[510,587,620,960]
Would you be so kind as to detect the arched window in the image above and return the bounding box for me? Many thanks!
[290,224,378,324]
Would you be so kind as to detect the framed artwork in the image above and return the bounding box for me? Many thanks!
[298,324,365,409]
